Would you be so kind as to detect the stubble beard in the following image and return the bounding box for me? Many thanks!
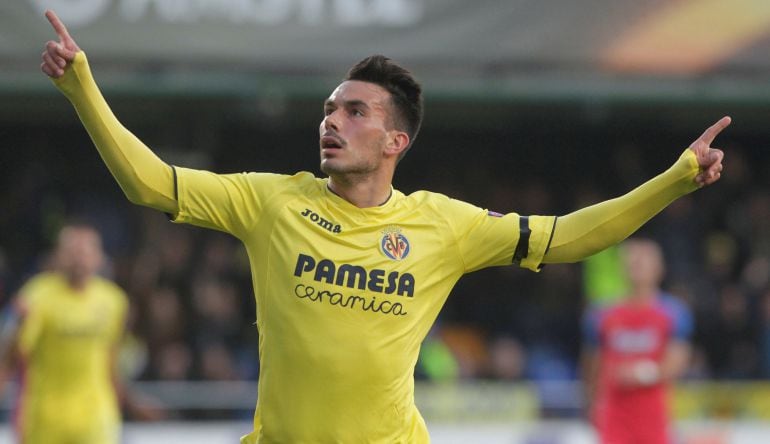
[320,158,378,180]
[319,139,384,179]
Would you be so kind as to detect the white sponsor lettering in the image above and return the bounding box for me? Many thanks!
[608,328,660,354]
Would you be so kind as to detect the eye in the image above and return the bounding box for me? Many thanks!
[351,108,365,117]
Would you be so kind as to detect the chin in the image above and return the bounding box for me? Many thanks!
[320,160,342,175]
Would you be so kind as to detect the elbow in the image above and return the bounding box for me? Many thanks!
[125,191,148,206]
[123,186,158,208]
[121,182,149,206]
[124,187,177,214]
[544,237,622,264]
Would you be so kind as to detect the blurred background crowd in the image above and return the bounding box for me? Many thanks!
[1,123,769,401]
[2,0,770,427]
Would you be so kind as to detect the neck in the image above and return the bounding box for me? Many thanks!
[65,273,90,291]
[327,173,393,208]
[628,285,658,305]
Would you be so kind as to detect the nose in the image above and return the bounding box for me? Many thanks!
[323,110,340,132]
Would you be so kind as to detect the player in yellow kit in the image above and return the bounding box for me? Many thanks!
[39,10,728,443]
[0,222,128,444]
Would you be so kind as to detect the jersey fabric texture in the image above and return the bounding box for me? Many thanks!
[584,293,692,444]
[172,168,555,443]
[51,51,705,444]
[15,272,128,444]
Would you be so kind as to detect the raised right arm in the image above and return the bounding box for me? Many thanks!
[42,10,177,214]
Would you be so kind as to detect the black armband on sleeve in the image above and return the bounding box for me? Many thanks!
[165,166,180,221]
[172,165,179,201]
[512,216,531,266]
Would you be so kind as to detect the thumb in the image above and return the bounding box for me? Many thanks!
[55,43,78,62]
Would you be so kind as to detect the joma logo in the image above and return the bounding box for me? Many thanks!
[300,208,342,233]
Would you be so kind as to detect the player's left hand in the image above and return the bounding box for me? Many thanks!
[689,116,730,187]
[41,10,80,79]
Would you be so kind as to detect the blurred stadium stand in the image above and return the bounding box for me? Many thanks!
[2,0,770,442]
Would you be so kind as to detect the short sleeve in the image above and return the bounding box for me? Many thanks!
[171,168,292,239]
[581,305,604,347]
[15,293,45,358]
[661,294,694,340]
[446,198,556,272]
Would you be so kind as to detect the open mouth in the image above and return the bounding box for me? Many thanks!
[321,134,344,149]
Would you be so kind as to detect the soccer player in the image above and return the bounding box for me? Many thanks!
[582,238,693,444]
[0,222,128,444]
[39,10,727,443]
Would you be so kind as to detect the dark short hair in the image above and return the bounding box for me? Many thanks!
[345,55,423,157]
[59,216,99,234]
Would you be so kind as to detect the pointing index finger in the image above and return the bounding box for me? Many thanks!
[697,116,732,146]
[45,10,72,44]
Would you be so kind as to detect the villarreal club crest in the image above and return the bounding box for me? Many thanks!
[380,226,410,261]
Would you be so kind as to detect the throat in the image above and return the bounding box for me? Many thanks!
[326,181,392,208]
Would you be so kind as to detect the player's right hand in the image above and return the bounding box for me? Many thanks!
[689,116,729,187]
[41,10,80,78]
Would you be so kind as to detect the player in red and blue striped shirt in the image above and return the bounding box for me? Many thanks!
[583,238,693,444]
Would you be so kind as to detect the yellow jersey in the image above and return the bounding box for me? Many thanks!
[173,168,555,443]
[53,49,704,444]
[15,272,128,444]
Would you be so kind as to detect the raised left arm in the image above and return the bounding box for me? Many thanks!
[543,117,729,264]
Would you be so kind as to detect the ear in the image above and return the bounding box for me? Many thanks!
[384,130,410,158]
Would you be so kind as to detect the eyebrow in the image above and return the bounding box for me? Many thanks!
[324,99,372,110]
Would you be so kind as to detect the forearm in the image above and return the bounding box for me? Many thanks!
[544,149,700,263]
[618,344,690,388]
[53,52,177,213]
[660,341,691,382]
[580,350,600,410]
